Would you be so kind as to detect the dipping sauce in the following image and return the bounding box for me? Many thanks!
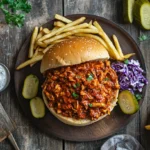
[0,63,10,92]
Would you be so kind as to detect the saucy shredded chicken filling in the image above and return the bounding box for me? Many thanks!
[42,60,120,120]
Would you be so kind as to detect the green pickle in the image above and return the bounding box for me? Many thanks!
[118,90,139,114]
[30,97,45,118]
[134,0,150,30]
[123,0,135,23]
[22,74,39,99]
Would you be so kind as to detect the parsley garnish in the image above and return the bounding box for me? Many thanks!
[72,92,79,99]
[135,94,142,101]
[89,103,93,107]
[0,0,31,27]
[138,34,150,42]
[87,74,94,81]
[73,83,80,88]
[104,77,110,81]
[124,59,129,65]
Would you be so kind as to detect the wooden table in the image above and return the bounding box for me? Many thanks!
[0,0,150,149]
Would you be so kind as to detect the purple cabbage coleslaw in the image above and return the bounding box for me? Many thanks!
[111,59,148,96]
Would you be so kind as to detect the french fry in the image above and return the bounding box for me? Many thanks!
[124,53,135,59]
[40,27,43,31]
[89,20,92,26]
[51,39,67,45]
[56,17,86,35]
[43,28,98,45]
[54,21,65,27]
[43,44,54,54]
[52,27,59,32]
[55,14,72,23]
[30,62,37,67]
[16,55,43,70]
[36,41,47,48]
[76,33,109,49]
[42,28,51,34]
[63,23,89,32]
[32,47,39,58]
[112,35,124,58]
[28,27,39,58]
[38,17,86,42]
[145,125,150,130]
[36,31,43,41]
[93,21,122,60]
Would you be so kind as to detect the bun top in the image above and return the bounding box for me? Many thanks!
[40,37,110,73]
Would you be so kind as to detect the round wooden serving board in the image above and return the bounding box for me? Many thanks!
[14,14,147,141]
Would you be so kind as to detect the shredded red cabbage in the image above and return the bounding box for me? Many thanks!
[111,59,148,93]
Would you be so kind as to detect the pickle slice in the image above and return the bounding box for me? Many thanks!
[134,0,150,30]
[123,0,135,23]
[118,90,139,114]
[30,97,45,118]
[22,74,39,99]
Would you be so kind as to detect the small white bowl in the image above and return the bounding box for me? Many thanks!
[0,63,10,92]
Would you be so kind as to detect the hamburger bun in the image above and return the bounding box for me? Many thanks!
[40,37,110,73]
[41,37,119,126]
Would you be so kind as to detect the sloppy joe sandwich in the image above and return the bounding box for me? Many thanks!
[41,37,120,126]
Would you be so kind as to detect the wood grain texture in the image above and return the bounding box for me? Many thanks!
[0,0,63,150]
[0,0,150,149]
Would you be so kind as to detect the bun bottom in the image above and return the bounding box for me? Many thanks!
[42,90,119,126]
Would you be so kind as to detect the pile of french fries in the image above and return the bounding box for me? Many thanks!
[16,14,135,70]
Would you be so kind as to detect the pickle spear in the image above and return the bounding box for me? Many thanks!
[118,90,139,114]
[30,97,45,118]
[22,74,39,99]
[123,0,135,23]
[134,0,150,30]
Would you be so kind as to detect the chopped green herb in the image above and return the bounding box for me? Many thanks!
[124,59,129,64]
[73,83,80,88]
[0,0,32,27]
[135,94,142,101]
[72,92,79,99]
[138,35,150,42]
[89,103,93,107]
[87,74,94,81]
[104,77,110,81]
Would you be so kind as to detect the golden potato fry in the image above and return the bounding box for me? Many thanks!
[56,17,86,35]
[16,55,43,70]
[52,27,59,32]
[43,44,54,54]
[36,41,47,48]
[51,39,67,45]
[36,31,43,41]
[38,17,86,42]
[54,21,65,27]
[145,125,150,130]
[55,14,72,23]
[112,35,124,58]
[63,23,89,32]
[42,28,51,34]
[93,21,122,60]
[89,20,92,26]
[43,28,98,45]
[40,27,43,31]
[124,53,135,59]
[28,27,39,58]
[76,33,109,49]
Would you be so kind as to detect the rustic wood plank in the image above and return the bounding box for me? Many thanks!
[139,29,150,150]
[0,0,63,150]
[64,0,145,149]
